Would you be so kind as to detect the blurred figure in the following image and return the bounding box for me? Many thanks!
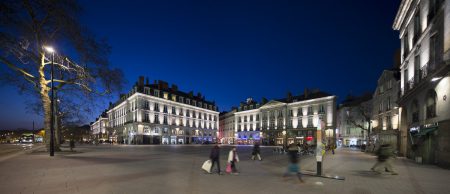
[209,143,221,175]
[227,147,240,174]
[69,139,75,152]
[251,143,262,161]
[283,144,304,183]
[371,144,398,175]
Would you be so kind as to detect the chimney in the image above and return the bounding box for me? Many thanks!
[188,91,194,97]
[138,76,144,87]
[287,91,292,102]
[171,84,178,92]
[197,92,202,98]
[304,88,309,99]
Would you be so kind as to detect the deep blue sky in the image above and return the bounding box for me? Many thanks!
[0,0,401,130]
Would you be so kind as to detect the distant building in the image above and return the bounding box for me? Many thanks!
[393,0,450,167]
[371,69,401,152]
[219,109,236,144]
[90,111,110,142]
[105,76,219,145]
[337,94,372,147]
[232,90,337,146]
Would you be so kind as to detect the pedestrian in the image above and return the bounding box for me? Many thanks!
[251,143,262,161]
[283,143,304,183]
[70,139,75,152]
[227,147,240,174]
[209,143,221,175]
[371,144,398,175]
[331,143,335,155]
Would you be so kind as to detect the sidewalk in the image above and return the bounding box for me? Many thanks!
[0,145,448,194]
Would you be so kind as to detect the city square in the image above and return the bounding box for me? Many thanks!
[1,144,450,194]
[1,0,450,193]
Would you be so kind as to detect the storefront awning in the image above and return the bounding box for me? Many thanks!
[414,127,437,136]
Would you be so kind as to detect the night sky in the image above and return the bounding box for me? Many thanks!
[0,0,401,130]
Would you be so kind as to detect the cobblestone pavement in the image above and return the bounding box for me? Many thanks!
[0,144,449,194]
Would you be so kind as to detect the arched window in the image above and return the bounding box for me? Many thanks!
[426,90,437,119]
[411,100,419,123]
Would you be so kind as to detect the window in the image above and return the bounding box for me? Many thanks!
[379,85,384,94]
[386,115,392,130]
[289,109,293,116]
[319,105,325,114]
[163,105,168,113]
[388,80,392,89]
[429,35,437,67]
[403,33,409,59]
[387,97,391,110]
[154,103,160,112]
[307,117,313,127]
[413,10,421,44]
[179,97,184,103]
[172,95,176,101]
[163,92,168,99]
[250,115,253,121]
[163,116,168,124]
[186,110,190,117]
[411,100,419,123]
[186,98,190,105]
[244,116,247,122]
[179,108,183,116]
[154,114,159,123]
[193,111,196,118]
[144,112,149,122]
[256,114,259,121]
[415,55,420,82]
[172,107,176,114]
[308,106,313,115]
[144,101,149,110]
[154,90,160,97]
[426,90,437,119]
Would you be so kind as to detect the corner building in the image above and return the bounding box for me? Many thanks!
[107,77,219,145]
[234,90,337,146]
[393,0,450,166]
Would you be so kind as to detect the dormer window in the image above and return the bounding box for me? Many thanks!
[163,92,168,99]
[154,90,160,97]
[172,95,176,101]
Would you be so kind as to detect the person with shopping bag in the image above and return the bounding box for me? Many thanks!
[227,147,240,175]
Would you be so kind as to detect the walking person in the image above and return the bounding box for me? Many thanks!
[251,143,262,161]
[283,143,304,183]
[209,143,221,175]
[371,144,398,175]
[227,147,240,174]
[69,139,75,152]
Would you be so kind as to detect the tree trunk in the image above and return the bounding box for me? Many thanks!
[39,53,60,152]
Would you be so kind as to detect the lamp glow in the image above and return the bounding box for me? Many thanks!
[43,46,55,53]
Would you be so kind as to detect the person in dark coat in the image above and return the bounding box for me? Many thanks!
[209,144,221,175]
[251,143,262,160]
[70,139,75,152]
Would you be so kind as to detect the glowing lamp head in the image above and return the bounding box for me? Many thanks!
[43,46,55,53]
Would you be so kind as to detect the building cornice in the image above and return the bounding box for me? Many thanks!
[393,0,412,30]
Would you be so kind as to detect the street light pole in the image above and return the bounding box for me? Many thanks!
[50,50,55,156]
[44,46,55,157]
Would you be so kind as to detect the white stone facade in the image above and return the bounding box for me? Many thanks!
[371,70,401,150]
[219,110,236,144]
[393,0,450,166]
[233,92,337,146]
[106,78,219,145]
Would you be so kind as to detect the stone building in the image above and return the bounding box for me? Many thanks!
[371,69,402,152]
[105,76,219,145]
[90,111,110,142]
[393,0,450,167]
[219,109,236,144]
[233,90,337,146]
[337,94,373,147]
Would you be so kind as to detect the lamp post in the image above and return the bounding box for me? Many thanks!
[44,46,55,157]
[282,130,287,148]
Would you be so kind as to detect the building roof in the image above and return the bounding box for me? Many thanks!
[339,93,373,108]
[276,91,333,103]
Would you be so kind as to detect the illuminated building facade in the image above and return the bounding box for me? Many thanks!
[393,0,450,166]
[105,76,219,145]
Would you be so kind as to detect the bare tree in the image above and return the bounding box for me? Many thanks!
[347,99,373,141]
[0,0,124,151]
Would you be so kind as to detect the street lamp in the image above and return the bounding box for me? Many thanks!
[282,130,287,148]
[44,45,55,157]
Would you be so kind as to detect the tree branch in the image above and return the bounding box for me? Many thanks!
[0,56,37,79]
